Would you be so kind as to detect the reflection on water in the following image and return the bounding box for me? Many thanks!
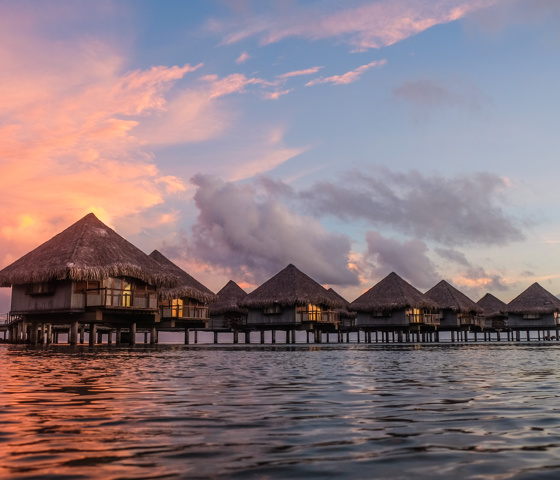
[2,344,560,479]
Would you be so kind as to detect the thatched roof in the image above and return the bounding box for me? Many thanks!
[149,250,216,303]
[477,293,507,318]
[505,283,560,315]
[238,264,344,309]
[209,280,248,316]
[350,272,440,312]
[327,288,357,319]
[0,213,178,288]
[425,280,482,314]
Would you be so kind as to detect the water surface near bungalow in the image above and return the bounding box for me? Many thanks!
[2,343,560,479]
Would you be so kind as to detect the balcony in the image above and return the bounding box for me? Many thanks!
[162,304,209,320]
[85,288,158,310]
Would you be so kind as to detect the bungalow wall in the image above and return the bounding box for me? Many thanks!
[507,313,559,329]
[355,309,408,328]
[437,310,461,329]
[247,306,297,326]
[11,280,75,314]
[209,312,247,329]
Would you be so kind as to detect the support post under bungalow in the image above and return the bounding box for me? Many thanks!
[261,330,265,344]
[46,324,52,344]
[246,331,251,344]
[116,328,122,345]
[69,321,78,346]
[194,329,198,344]
[233,330,239,344]
[89,323,96,346]
[185,328,190,345]
[129,323,136,346]
[108,330,113,344]
[150,327,157,345]
[271,330,276,344]
[29,323,38,346]
[79,325,85,344]
[214,330,218,344]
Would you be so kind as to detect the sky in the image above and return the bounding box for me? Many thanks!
[1,0,560,311]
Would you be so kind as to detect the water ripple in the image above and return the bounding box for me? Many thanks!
[3,343,560,478]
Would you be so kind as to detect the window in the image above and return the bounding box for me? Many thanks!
[26,282,55,296]
[74,280,100,293]
[264,304,282,315]
[523,313,541,319]
[371,310,391,317]
[296,304,322,322]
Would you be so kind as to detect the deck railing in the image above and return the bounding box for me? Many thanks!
[296,310,340,324]
[85,288,158,310]
[461,315,485,329]
[407,313,441,326]
[162,305,209,320]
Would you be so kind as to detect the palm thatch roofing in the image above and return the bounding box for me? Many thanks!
[0,213,178,288]
[149,250,216,303]
[349,272,440,312]
[425,280,482,314]
[209,280,248,316]
[238,264,344,309]
[477,293,507,318]
[505,283,560,315]
[327,288,357,319]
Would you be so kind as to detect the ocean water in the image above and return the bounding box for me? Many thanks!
[2,342,560,479]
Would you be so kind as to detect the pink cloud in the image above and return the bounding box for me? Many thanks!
[306,60,386,86]
[235,52,251,64]
[216,0,503,51]
[277,66,323,79]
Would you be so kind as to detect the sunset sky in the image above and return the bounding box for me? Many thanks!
[1,0,560,311]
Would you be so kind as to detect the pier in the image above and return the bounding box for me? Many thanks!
[2,314,559,346]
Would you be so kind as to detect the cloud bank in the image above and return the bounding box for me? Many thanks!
[300,169,525,247]
[181,174,360,287]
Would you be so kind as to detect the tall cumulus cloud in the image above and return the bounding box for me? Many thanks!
[183,174,360,287]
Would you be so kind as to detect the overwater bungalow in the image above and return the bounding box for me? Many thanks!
[477,293,508,331]
[425,280,484,332]
[327,288,357,329]
[0,213,177,345]
[208,280,248,329]
[149,250,216,329]
[237,264,343,332]
[505,283,560,336]
[349,272,441,336]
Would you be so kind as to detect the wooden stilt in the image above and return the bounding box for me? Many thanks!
[69,321,78,346]
[233,330,239,344]
[194,329,198,344]
[246,331,251,344]
[150,327,156,345]
[129,323,136,346]
[116,328,122,345]
[89,323,96,346]
[261,330,265,344]
[271,330,276,344]
[79,325,85,344]
[108,330,113,344]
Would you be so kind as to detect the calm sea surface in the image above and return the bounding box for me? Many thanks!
[2,342,560,479]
